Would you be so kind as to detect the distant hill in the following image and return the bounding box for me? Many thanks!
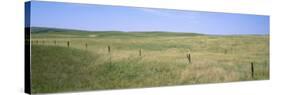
[29,27,205,38]
[30,27,124,33]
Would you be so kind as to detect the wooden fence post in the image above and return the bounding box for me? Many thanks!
[108,45,112,64]
[67,41,70,48]
[139,48,142,56]
[54,40,56,45]
[85,43,88,49]
[251,62,254,79]
[108,45,111,54]
[187,54,191,64]
[186,49,191,64]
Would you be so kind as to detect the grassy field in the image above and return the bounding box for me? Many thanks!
[30,27,269,93]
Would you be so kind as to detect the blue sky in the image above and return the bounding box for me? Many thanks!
[28,1,269,35]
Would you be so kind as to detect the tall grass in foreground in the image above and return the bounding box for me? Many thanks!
[32,45,187,93]
[31,44,268,93]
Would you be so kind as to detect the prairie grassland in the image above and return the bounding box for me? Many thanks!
[31,28,269,93]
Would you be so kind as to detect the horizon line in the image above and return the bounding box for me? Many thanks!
[28,26,269,36]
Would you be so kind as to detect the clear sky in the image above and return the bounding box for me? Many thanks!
[28,1,269,35]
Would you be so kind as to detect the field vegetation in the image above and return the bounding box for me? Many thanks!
[31,27,269,93]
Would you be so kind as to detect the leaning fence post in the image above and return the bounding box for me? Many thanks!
[251,62,254,79]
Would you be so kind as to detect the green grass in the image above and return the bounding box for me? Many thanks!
[31,45,99,93]
[30,27,269,94]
